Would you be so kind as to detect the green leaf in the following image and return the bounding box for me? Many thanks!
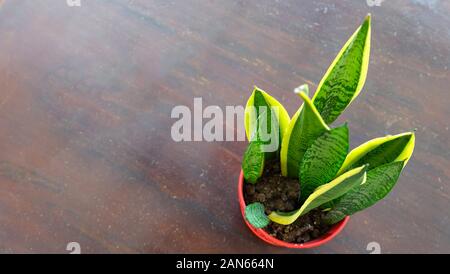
[242,141,265,183]
[299,124,349,202]
[280,91,330,178]
[324,161,404,224]
[349,134,411,170]
[312,14,371,124]
[245,202,270,228]
[244,86,290,148]
[269,165,367,225]
[337,132,415,175]
[253,89,271,138]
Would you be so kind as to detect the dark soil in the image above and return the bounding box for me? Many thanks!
[244,160,331,244]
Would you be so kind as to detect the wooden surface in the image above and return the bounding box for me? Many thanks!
[0,0,449,253]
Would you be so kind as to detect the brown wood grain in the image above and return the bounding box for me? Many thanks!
[0,0,449,253]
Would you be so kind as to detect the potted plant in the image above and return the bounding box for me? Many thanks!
[238,14,415,248]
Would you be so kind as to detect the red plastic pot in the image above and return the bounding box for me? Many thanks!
[238,170,349,249]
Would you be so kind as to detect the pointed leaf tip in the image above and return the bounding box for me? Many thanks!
[294,84,309,96]
[311,14,371,124]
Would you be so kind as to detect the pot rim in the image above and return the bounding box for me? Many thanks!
[238,169,349,249]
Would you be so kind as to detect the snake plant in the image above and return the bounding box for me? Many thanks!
[242,15,415,228]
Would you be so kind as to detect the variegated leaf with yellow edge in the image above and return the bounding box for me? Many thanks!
[312,14,371,124]
[268,165,368,225]
[244,86,290,146]
[242,87,290,183]
[337,132,415,175]
[280,89,330,178]
[324,161,405,224]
